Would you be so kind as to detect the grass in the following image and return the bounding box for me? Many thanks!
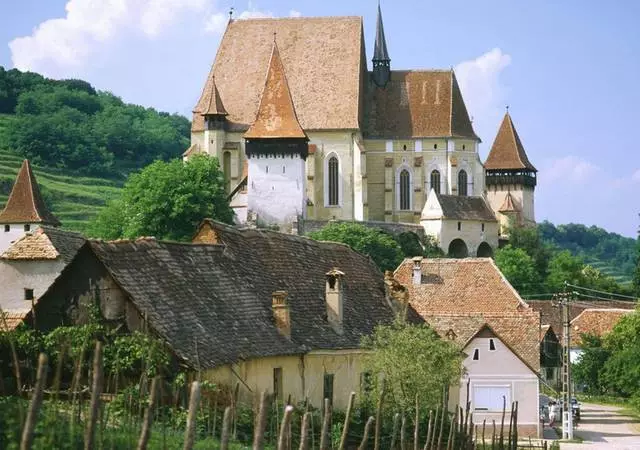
[0,148,124,234]
[585,258,633,286]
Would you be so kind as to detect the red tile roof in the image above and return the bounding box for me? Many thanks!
[484,112,536,171]
[0,311,28,331]
[498,192,519,213]
[245,40,307,140]
[0,160,60,226]
[201,76,228,116]
[570,308,632,347]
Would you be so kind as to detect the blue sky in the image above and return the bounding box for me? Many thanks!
[2,0,640,237]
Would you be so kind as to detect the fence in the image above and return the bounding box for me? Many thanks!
[3,343,548,450]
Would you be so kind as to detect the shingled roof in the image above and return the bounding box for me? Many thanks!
[394,258,540,370]
[0,160,60,226]
[498,192,519,213]
[201,76,228,116]
[570,308,632,347]
[193,17,365,133]
[484,112,536,171]
[244,40,307,140]
[364,70,479,140]
[423,193,497,222]
[87,221,403,369]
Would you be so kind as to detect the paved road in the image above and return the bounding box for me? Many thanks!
[561,403,640,449]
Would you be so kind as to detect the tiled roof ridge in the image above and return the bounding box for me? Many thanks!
[571,308,633,324]
[231,15,363,22]
[0,160,61,226]
[485,112,536,171]
[244,39,308,139]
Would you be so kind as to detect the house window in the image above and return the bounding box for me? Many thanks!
[472,349,479,360]
[327,156,340,206]
[323,373,335,405]
[433,144,438,149]
[489,339,496,351]
[481,223,485,232]
[24,224,30,232]
[273,367,283,402]
[458,170,468,196]
[473,386,511,411]
[4,224,9,232]
[457,222,461,231]
[430,170,441,194]
[403,144,407,151]
[24,289,34,301]
[399,169,411,210]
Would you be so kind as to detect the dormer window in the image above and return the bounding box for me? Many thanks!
[489,338,496,351]
[4,224,9,232]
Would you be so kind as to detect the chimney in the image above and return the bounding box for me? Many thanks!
[412,256,423,285]
[272,291,291,337]
[325,268,345,334]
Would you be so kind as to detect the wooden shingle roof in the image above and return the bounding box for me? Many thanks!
[87,221,403,369]
[0,160,60,226]
[244,40,307,140]
[484,112,536,171]
[432,194,497,221]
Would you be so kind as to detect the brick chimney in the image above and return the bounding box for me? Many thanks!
[325,268,345,334]
[272,291,291,337]
[412,256,423,285]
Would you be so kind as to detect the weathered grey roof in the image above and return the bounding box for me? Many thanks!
[88,221,403,369]
[373,3,389,62]
[435,194,497,221]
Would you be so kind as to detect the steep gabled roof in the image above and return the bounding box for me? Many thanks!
[364,70,479,140]
[498,192,519,213]
[193,17,365,132]
[0,160,60,226]
[82,220,404,369]
[244,40,307,139]
[201,76,228,116]
[485,112,536,171]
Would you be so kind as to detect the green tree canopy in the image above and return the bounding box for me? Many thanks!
[545,250,585,292]
[361,320,462,414]
[572,334,611,395]
[308,222,404,272]
[493,245,541,295]
[88,155,233,241]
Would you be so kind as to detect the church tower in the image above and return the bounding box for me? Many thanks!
[0,160,61,253]
[372,2,391,88]
[201,76,228,158]
[484,111,537,233]
[244,38,309,228]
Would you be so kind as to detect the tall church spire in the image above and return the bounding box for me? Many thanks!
[372,2,391,88]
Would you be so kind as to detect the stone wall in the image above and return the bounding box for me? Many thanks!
[300,219,424,238]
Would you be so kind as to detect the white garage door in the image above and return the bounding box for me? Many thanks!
[473,385,511,411]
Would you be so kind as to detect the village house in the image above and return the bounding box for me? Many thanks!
[569,308,632,363]
[27,220,417,409]
[539,325,561,390]
[184,5,538,255]
[393,257,541,437]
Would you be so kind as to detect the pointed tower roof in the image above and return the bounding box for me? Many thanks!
[201,77,228,116]
[485,112,536,171]
[373,2,390,62]
[244,39,307,140]
[498,192,519,213]
[0,160,60,226]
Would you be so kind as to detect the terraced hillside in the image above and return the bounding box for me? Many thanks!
[0,148,123,233]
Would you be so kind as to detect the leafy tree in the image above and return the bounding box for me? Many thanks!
[361,319,462,413]
[545,250,585,292]
[600,310,640,397]
[572,334,610,394]
[494,245,541,295]
[506,223,553,281]
[88,155,233,241]
[308,222,404,272]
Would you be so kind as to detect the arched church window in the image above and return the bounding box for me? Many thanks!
[458,170,468,196]
[399,169,411,210]
[328,156,339,206]
[430,170,441,194]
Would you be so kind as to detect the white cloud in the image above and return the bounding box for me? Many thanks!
[632,169,640,183]
[289,10,302,18]
[454,48,512,126]
[9,0,211,76]
[541,156,600,184]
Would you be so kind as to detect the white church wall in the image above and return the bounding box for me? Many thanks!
[423,219,499,256]
[248,154,306,226]
[486,186,535,225]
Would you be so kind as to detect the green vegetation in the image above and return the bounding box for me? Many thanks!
[0,67,190,176]
[88,155,233,241]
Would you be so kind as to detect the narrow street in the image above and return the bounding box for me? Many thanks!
[560,403,640,449]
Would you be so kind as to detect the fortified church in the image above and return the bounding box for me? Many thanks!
[184,5,537,257]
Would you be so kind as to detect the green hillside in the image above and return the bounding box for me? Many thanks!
[0,147,122,233]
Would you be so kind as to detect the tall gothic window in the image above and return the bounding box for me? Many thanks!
[399,169,411,210]
[327,156,339,206]
[430,170,441,194]
[458,170,468,196]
